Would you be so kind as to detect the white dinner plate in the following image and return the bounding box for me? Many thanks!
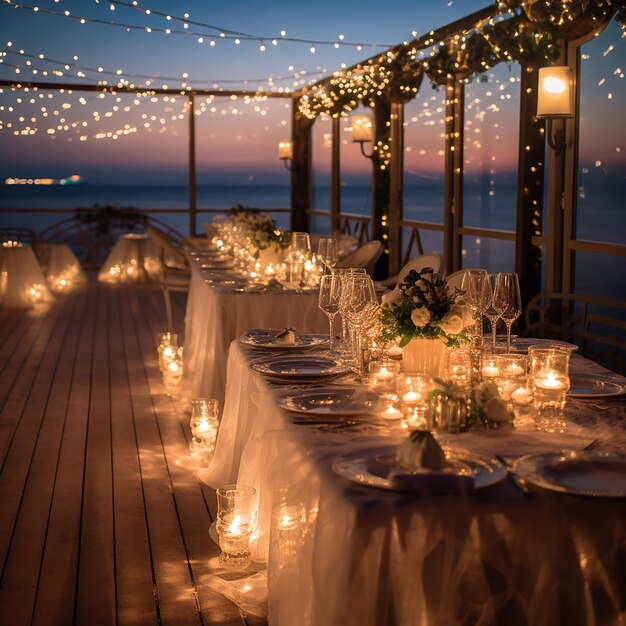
[332,445,506,493]
[567,373,626,399]
[241,329,329,350]
[277,387,377,417]
[513,451,626,498]
[251,355,350,378]
[496,337,579,353]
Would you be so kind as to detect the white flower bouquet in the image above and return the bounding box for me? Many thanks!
[379,267,474,348]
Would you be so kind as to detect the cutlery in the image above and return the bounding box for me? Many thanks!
[495,454,532,495]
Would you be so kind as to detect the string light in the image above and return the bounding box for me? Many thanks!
[2,0,392,50]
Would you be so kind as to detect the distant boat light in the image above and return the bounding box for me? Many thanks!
[4,174,84,185]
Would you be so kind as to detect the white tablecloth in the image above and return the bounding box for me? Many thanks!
[34,243,87,291]
[202,342,626,626]
[98,233,160,283]
[183,260,327,406]
[0,245,54,308]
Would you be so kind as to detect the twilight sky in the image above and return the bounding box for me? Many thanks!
[0,0,624,185]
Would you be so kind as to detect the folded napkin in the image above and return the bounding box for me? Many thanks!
[388,470,475,494]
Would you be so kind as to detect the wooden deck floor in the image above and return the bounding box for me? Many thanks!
[0,280,252,625]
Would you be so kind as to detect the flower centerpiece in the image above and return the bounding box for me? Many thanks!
[379,268,473,377]
[229,206,291,262]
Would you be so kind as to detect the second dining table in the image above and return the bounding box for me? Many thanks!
[182,252,328,406]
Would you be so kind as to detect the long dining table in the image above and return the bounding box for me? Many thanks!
[201,339,626,626]
[182,253,328,406]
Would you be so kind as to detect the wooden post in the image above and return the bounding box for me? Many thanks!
[371,98,391,278]
[330,115,341,233]
[388,101,404,277]
[442,76,464,275]
[515,64,544,312]
[188,93,197,237]
[291,99,313,232]
[544,44,569,296]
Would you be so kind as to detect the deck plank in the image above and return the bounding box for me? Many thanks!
[0,290,85,624]
[31,285,100,626]
[130,288,244,626]
[0,280,250,626]
[73,282,118,625]
[109,285,160,626]
[120,289,203,626]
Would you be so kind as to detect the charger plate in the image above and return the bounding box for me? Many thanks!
[251,355,349,379]
[332,445,505,492]
[567,373,626,399]
[512,450,626,498]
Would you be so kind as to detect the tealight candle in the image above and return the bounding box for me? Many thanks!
[481,364,500,378]
[535,371,565,390]
[397,375,435,430]
[511,386,532,405]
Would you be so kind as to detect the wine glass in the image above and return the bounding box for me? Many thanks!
[343,275,376,375]
[288,232,311,285]
[493,272,522,352]
[318,274,341,351]
[317,238,338,272]
[483,274,501,352]
[460,269,489,335]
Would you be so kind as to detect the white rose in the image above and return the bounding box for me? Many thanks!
[439,313,463,335]
[474,381,499,408]
[450,304,474,327]
[484,397,512,423]
[381,288,403,309]
[411,307,431,328]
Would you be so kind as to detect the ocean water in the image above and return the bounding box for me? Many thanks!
[1,182,624,301]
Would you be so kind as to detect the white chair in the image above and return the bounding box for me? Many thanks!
[380,252,441,288]
[147,226,190,331]
[445,268,485,294]
[334,240,383,275]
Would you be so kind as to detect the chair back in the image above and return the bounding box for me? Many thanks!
[147,226,188,271]
[395,252,441,287]
[335,240,383,275]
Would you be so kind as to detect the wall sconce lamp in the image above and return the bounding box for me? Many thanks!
[536,66,574,155]
[278,140,293,171]
[350,113,375,159]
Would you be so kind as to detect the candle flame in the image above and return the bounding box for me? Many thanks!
[228,514,242,534]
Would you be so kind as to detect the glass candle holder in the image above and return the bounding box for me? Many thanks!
[216,484,256,568]
[378,393,403,421]
[157,332,178,369]
[397,374,435,430]
[189,398,220,464]
[448,349,473,388]
[493,354,528,402]
[529,346,570,433]
[368,360,401,394]
[162,347,183,395]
